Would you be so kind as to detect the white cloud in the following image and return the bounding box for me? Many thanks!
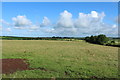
[51,10,76,36]
[74,11,105,28]
[91,11,98,18]
[29,25,39,30]
[12,15,40,31]
[12,15,32,28]
[56,10,74,28]
[48,10,117,36]
[0,19,11,26]
[41,17,50,27]
[2,10,117,37]
[14,26,26,29]
[6,28,11,32]
[75,13,90,28]
[112,24,117,28]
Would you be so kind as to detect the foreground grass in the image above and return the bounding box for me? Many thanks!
[2,40,118,78]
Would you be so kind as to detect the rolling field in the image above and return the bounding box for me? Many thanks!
[2,40,118,78]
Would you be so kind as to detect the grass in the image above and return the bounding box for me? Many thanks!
[2,40,118,78]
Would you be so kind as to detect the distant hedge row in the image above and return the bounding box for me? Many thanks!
[1,36,82,40]
[84,34,109,45]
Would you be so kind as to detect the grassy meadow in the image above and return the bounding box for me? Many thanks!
[2,40,118,78]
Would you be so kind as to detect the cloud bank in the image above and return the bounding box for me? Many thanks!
[49,10,117,36]
[1,10,118,37]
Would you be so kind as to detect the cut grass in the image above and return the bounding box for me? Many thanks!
[2,40,118,78]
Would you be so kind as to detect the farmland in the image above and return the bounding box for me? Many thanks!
[2,40,118,78]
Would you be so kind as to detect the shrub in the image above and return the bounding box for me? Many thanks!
[85,34,109,45]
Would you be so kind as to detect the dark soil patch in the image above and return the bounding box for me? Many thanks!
[1,59,51,74]
[2,59,30,74]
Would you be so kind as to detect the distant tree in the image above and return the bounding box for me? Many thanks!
[89,35,95,43]
[93,36,98,43]
[85,36,90,42]
[52,36,56,38]
[84,34,109,45]
[97,34,109,45]
[111,40,115,44]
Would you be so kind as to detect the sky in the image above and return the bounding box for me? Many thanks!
[1,2,118,37]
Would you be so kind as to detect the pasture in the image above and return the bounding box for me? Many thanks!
[2,40,118,78]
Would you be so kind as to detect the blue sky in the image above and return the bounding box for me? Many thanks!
[1,2,118,37]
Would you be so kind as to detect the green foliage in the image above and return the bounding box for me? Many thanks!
[97,34,109,45]
[106,40,120,47]
[111,41,115,44]
[85,34,109,45]
[1,36,83,41]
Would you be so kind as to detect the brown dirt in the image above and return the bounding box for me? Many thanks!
[1,59,49,74]
[2,59,30,74]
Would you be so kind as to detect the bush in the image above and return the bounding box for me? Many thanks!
[85,34,109,45]
[111,41,115,44]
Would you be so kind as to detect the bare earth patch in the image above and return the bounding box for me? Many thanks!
[1,59,50,74]
[2,59,30,74]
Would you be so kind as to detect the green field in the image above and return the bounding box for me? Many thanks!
[2,40,118,78]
